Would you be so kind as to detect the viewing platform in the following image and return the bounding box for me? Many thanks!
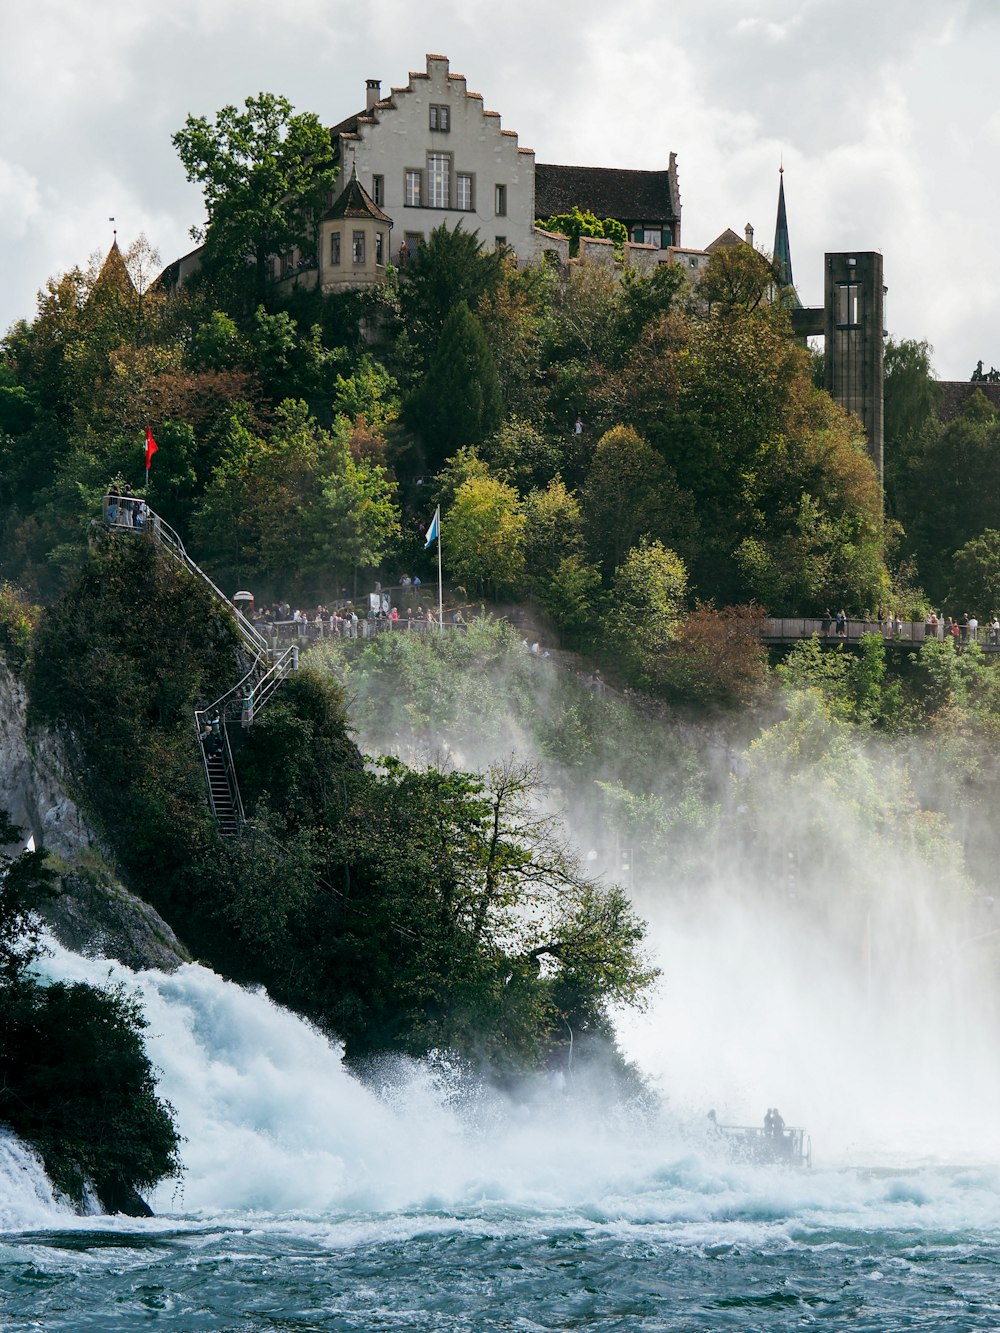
[761,618,1000,651]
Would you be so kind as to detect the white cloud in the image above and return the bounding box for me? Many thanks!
[0,0,998,376]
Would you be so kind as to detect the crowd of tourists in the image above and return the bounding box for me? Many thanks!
[247,599,465,640]
[923,611,1000,644]
[818,607,1000,645]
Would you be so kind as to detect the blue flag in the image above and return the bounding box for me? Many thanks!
[424,507,440,549]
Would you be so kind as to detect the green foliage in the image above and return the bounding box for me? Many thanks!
[172,92,338,309]
[444,473,526,597]
[401,223,506,340]
[0,813,179,1212]
[0,978,182,1210]
[0,812,55,986]
[0,583,38,670]
[194,399,400,593]
[28,535,238,896]
[405,301,503,469]
[310,757,657,1065]
[778,632,906,730]
[523,477,584,585]
[696,243,779,314]
[537,207,626,258]
[483,417,563,494]
[581,425,698,576]
[602,539,688,688]
[948,530,1000,616]
[330,354,400,429]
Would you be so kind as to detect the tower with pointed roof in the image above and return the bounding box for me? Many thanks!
[773,168,800,308]
[318,165,393,292]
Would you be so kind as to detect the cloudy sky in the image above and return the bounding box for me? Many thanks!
[1,0,995,379]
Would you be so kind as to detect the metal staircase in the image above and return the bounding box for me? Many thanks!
[103,494,298,835]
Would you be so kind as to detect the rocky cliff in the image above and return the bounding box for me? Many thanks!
[0,659,189,971]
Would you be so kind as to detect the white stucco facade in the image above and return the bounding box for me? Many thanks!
[337,54,536,266]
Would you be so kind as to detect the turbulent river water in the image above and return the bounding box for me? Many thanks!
[4,925,1000,1333]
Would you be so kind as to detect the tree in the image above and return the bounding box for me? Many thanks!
[444,473,526,597]
[602,538,688,688]
[896,405,1000,602]
[400,222,505,341]
[0,811,180,1213]
[949,530,1000,616]
[173,93,338,309]
[195,399,400,591]
[537,206,627,258]
[696,242,779,314]
[581,426,698,576]
[313,758,657,1065]
[483,416,563,494]
[882,337,940,523]
[523,477,584,588]
[405,301,503,469]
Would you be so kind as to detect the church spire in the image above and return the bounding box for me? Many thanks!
[773,166,799,307]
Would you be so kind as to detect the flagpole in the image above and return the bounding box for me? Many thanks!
[436,506,443,629]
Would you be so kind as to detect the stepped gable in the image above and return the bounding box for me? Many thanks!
[329,53,532,161]
[534,162,678,224]
[935,382,1000,422]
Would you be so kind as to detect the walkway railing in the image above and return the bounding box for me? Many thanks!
[102,494,298,835]
[760,618,1000,650]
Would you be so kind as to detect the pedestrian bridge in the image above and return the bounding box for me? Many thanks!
[761,618,999,651]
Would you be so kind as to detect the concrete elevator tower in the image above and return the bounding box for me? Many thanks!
[823,252,885,487]
[782,170,886,488]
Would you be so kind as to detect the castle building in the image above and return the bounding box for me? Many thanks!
[327,54,536,269]
[533,157,682,256]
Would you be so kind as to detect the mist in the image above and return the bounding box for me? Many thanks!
[314,631,1000,1168]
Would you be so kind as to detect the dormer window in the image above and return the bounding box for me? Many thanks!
[429,104,450,132]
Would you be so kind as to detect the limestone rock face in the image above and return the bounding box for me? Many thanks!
[0,659,189,972]
[0,659,92,860]
[45,869,191,973]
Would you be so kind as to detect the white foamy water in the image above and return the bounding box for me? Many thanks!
[0,1130,70,1230]
[8,934,997,1250]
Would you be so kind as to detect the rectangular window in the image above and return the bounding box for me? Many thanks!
[428,153,450,209]
[375,231,384,266]
[372,174,384,206]
[645,229,661,248]
[457,173,474,211]
[495,236,507,250]
[330,232,341,265]
[405,169,422,207]
[352,231,365,265]
[495,183,506,217]
[837,283,861,326]
[429,103,450,132]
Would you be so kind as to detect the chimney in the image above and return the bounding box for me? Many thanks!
[366,79,381,111]
[745,223,754,247]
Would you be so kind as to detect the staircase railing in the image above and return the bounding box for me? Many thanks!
[103,494,297,836]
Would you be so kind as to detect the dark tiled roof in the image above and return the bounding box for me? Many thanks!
[329,110,362,141]
[324,172,392,224]
[935,382,1000,422]
[534,163,679,224]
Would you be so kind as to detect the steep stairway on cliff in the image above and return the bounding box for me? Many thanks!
[102,494,297,836]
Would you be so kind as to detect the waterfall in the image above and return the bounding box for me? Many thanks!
[37,942,681,1220]
[0,1129,70,1230]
